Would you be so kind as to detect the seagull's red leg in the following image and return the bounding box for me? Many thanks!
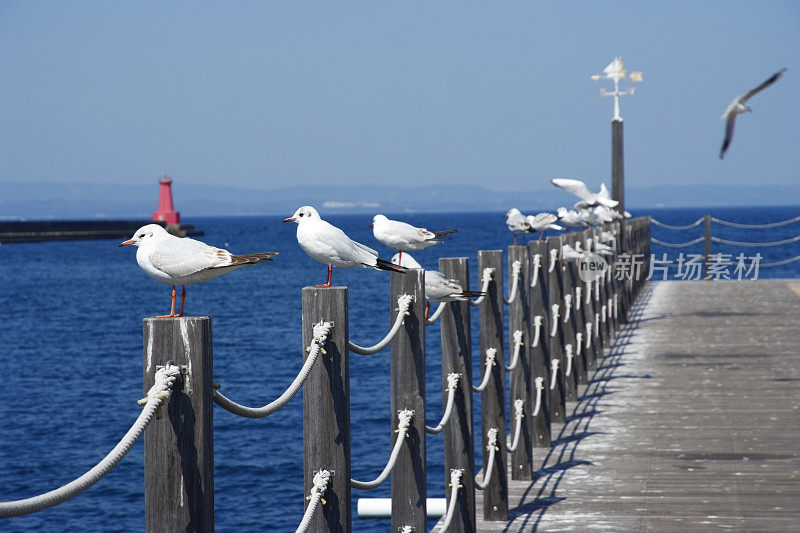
[398,250,402,263]
[176,286,186,317]
[513,234,517,246]
[315,265,333,288]
[157,285,178,318]
[424,302,430,321]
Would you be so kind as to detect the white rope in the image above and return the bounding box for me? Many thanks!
[531,315,542,348]
[650,217,704,230]
[564,344,574,377]
[503,261,521,305]
[575,333,583,356]
[530,253,541,287]
[214,321,332,418]
[351,409,413,490]
[0,365,181,518]
[506,399,524,452]
[760,253,800,267]
[474,429,499,491]
[614,294,619,320]
[532,377,544,417]
[504,330,524,371]
[550,359,559,390]
[650,236,705,247]
[585,280,591,304]
[594,313,600,336]
[711,215,800,228]
[595,277,600,301]
[426,373,460,434]
[607,297,613,322]
[550,304,559,337]
[468,268,494,306]
[562,294,572,323]
[712,234,800,247]
[601,305,607,323]
[348,294,413,355]
[439,469,464,532]
[425,302,446,325]
[585,323,592,349]
[295,469,331,533]
[472,349,496,392]
[575,286,582,310]
[548,248,558,273]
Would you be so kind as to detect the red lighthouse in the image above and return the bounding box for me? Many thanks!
[152,176,181,225]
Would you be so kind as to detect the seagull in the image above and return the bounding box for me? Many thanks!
[552,178,619,209]
[391,252,483,319]
[119,224,277,317]
[527,212,563,240]
[556,207,589,231]
[720,68,786,159]
[284,206,406,287]
[560,243,587,263]
[588,237,615,256]
[371,214,458,262]
[504,208,532,244]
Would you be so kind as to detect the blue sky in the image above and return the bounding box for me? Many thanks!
[1,1,798,193]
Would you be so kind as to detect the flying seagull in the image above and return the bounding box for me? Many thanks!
[720,68,786,159]
[552,178,619,209]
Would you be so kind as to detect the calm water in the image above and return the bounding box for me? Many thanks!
[1,206,798,532]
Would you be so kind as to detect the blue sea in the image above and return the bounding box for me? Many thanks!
[1,206,799,532]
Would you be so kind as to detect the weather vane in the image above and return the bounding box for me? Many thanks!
[591,57,642,121]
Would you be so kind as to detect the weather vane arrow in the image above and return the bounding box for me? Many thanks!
[591,57,643,121]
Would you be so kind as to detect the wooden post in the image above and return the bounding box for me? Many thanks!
[390,270,427,532]
[704,214,712,281]
[439,257,476,533]
[143,316,214,533]
[526,240,551,447]
[507,245,533,480]
[477,250,508,521]
[302,287,351,533]
[612,119,625,218]
[545,237,566,422]
[562,233,586,386]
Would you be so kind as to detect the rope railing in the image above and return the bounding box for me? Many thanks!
[532,315,542,348]
[213,321,332,418]
[550,304,559,337]
[503,261,521,305]
[426,373,460,434]
[711,215,800,228]
[575,286,582,310]
[594,313,600,336]
[548,248,558,273]
[532,377,544,417]
[472,349,497,392]
[564,344,574,377]
[348,294,413,355]
[650,218,704,230]
[760,254,800,267]
[439,469,464,532]
[711,234,800,247]
[601,305,607,323]
[0,365,181,518]
[549,359,559,390]
[585,280,592,304]
[575,333,583,356]
[474,429,499,491]
[468,268,494,306]
[506,399,524,452]
[504,330,524,371]
[585,323,592,349]
[595,276,601,301]
[650,236,705,247]
[351,409,413,490]
[295,469,331,533]
[614,294,619,320]
[562,294,572,323]
[425,302,446,325]
[530,253,541,287]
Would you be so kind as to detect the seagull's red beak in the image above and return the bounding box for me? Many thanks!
[369,223,373,227]
[118,239,135,247]
[282,217,295,223]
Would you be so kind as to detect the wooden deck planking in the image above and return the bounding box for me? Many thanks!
[448,280,800,532]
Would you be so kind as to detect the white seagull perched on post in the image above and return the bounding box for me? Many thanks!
[526,212,563,240]
[119,224,278,317]
[284,206,407,287]
[557,207,590,230]
[504,208,532,244]
[371,214,458,262]
[720,68,786,159]
[552,178,619,209]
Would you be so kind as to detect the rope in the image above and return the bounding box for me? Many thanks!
[548,248,558,273]
[550,360,559,390]
[532,377,544,417]
[613,294,619,320]
[550,304,559,337]
[585,323,592,349]
[351,409,413,490]
[506,399,524,452]
[564,344,574,377]
[474,429,499,491]
[650,218,704,230]
[504,331,524,371]
[575,286,582,310]
[711,215,800,228]
[439,469,464,532]
[601,305,607,323]
[585,280,592,304]
[575,333,583,356]
[425,302,446,325]
[426,374,460,434]
[295,470,331,533]
[472,349,496,392]
[349,294,413,355]
[213,321,332,418]
[650,236,705,247]
[532,315,542,348]
[530,254,541,287]
[711,234,800,247]
[0,365,181,518]
[760,254,800,267]
[595,277,600,302]
[562,294,572,323]
[503,261,521,305]
[468,268,494,306]
[594,314,600,336]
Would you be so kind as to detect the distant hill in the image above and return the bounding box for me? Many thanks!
[1,181,799,219]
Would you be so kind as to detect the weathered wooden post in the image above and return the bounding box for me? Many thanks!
[477,250,508,521]
[390,270,427,532]
[562,233,586,387]
[439,257,476,533]
[545,237,567,422]
[143,316,214,533]
[527,240,551,447]
[507,245,533,480]
[302,287,351,533]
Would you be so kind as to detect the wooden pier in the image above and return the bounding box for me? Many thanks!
[460,280,800,532]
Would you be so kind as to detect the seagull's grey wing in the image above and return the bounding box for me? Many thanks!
[720,113,737,159]
[552,178,593,201]
[148,238,224,278]
[353,240,379,257]
[740,68,787,103]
